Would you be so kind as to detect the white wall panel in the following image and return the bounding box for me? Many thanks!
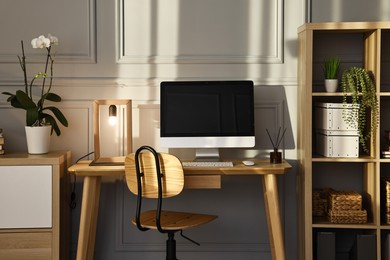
[118,0,283,64]
[310,0,390,22]
[0,0,96,64]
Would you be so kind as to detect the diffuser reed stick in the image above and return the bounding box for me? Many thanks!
[266,127,287,150]
[266,127,286,164]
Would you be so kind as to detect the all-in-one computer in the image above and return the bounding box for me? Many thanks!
[160,80,255,163]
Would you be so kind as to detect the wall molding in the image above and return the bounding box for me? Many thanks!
[0,77,297,89]
[0,0,96,64]
[117,0,284,64]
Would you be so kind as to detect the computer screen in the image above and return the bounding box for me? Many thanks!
[160,80,255,161]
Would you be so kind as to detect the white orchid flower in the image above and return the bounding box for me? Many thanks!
[31,35,51,49]
[47,34,59,45]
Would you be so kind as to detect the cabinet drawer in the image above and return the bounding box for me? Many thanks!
[0,165,52,228]
[0,232,52,260]
[184,175,221,189]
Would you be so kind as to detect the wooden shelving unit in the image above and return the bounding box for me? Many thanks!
[298,22,390,260]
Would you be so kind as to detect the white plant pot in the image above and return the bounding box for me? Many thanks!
[325,79,338,92]
[25,126,51,154]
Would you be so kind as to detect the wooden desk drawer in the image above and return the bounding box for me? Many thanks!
[0,232,52,260]
[184,175,221,189]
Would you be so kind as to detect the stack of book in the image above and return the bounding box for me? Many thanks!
[0,129,4,155]
[383,130,390,158]
[383,150,390,158]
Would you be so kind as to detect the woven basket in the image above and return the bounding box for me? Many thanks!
[328,190,362,211]
[328,209,367,224]
[312,190,328,217]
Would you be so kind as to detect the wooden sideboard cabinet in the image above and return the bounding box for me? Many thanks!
[0,151,71,260]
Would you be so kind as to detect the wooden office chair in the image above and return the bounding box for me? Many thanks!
[124,145,217,260]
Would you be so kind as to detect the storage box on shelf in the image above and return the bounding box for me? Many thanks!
[312,189,328,217]
[328,190,363,211]
[316,129,359,157]
[312,188,368,224]
[314,102,359,157]
[328,209,367,224]
[314,102,359,131]
[327,190,367,224]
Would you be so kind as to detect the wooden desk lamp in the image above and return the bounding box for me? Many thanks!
[90,100,132,166]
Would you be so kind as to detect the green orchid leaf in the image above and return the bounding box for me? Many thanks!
[8,95,24,109]
[26,107,39,126]
[15,90,36,109]
[44,92,62,102]
[43,106,68,127]
[38,93,62,108]
[2,92,24,109]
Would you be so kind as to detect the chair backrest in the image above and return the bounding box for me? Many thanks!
[124,146,184,199]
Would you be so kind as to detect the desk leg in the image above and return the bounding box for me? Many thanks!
[76,176,102,260]
[262,174,285,260]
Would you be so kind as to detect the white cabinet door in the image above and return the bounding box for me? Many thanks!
[0,166,52,228]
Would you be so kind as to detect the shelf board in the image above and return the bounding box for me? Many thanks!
[312,92,345,97]
[380,224,390,230]
[312,223,377,229]
[298,21,390,33]
[312,155,375,162]
[313,218,376,229]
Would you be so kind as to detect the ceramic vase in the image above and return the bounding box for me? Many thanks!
[25,125,51,154]
[324,79,338,92]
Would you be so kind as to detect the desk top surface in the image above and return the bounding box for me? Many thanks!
[68,158,291,177]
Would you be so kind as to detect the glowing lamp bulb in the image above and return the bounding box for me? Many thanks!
[108,105,117,126]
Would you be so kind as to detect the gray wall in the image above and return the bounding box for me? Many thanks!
[309,0,390,22]
[0,0,307,259]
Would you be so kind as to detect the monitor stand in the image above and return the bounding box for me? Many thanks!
[194,148,221,162]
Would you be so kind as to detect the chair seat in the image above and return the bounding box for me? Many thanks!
[132,210,217,231]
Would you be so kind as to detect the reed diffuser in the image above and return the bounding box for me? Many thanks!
[266,127,286,164]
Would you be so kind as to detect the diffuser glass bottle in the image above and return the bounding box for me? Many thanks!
[266,127,286,164]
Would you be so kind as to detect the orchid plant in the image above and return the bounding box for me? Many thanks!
[2,34,68,136]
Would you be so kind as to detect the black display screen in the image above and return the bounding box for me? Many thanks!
[160,81,254,137]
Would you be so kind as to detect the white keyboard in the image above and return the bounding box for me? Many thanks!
[182,161,234,167]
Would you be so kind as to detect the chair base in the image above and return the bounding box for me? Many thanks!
[166,232,177,260]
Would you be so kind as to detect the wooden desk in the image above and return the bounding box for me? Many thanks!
[68,159,291,260]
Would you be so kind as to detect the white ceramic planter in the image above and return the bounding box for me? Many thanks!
[325,79,338,92]
[25,125,51,154]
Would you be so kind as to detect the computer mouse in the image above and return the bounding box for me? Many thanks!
[242,160,255,166]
